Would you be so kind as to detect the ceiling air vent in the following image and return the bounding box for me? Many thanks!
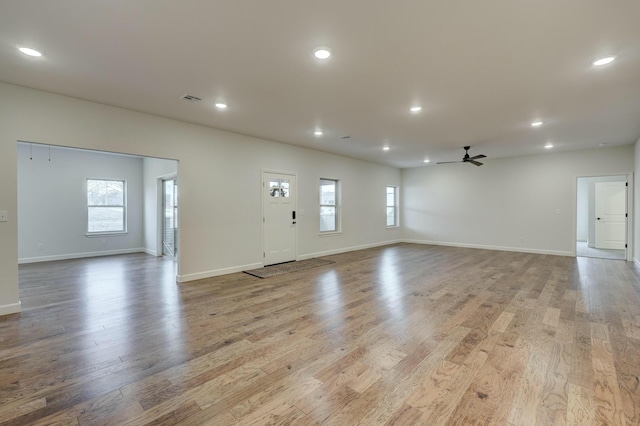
[180,94,202,102]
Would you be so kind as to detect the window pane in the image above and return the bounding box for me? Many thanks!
[269,179,280,197]
[88,179,124,206]
[88,207,124,232]
[320,206,336,232]
[87,180,106,205]
[387,206,396,227]
[105,181,124,205]
[320,180,336,205]
[386,186,396,206]
[387,193,395,206]
[281,180,290,198]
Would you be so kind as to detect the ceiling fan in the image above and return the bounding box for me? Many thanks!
[437,146,487,166]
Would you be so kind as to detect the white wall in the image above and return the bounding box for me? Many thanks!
[576,179,589,242]
[0,82,401,314]
[402,146,634,256]
[143,157,178,256]
[17,144,144,262]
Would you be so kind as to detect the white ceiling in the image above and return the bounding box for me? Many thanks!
[1,0,639,168]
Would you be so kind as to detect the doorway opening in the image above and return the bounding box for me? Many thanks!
[576,175,628,261]
[17,141,179,278]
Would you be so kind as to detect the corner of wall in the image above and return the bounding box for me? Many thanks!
[634,137,640,262]
[0,300,21,316]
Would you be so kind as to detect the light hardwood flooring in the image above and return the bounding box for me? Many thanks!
[2,243,640,425]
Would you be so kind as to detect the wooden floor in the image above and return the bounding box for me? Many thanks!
[1,244,640,425]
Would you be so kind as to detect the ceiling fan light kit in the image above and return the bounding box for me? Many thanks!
[437,146,487,166]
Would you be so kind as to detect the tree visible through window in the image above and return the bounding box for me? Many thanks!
[87,179,126,233]
[320,179,338,232]
[387,186,398,227]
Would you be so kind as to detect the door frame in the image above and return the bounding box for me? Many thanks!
[261,169,298,266]
[157,173,178,259]
[573,172,633,261]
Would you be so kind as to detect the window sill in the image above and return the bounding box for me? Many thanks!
[386,225,400,229]
[319,231,342,237]
[86,232,128,237]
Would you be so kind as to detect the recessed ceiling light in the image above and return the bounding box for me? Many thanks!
[593,56,615,66]
[383,146,390,151]
[531,121,543,127]
[18,46,42,57]
[314,130,323,136]
[598,143,608,147]
[313,48,332,60]
[215,103,228,109]
[410,106,422,113]
[544,143,554,149]
[423,159,430,163]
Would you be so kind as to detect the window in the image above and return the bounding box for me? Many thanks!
[386,186,398,227]
[87,179,126,233]
[320,178,339,232]
[268,178,290,197]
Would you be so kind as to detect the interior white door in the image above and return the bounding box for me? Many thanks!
[263,172,297,265]
[595,181,626,250]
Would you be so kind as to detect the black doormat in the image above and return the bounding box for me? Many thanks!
[244,258,335,279]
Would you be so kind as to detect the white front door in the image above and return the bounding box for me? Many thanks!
[263,172,297,265]
[595,181,626,250]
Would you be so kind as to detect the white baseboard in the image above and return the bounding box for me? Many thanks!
[143,248,159,256]
[18,248,146,264]
[177,262,263,283]
[298,239,403,260]
[403,239,574,257]
[0,301,21,316]
[634,257,640,267]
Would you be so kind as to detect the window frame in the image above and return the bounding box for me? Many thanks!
[386,185,399,228]
[86,178,127,235]
[319,178,341,234]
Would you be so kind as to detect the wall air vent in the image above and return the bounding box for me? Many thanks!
[180,94,202,102]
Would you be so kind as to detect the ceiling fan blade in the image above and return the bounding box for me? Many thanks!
[467,160,483,166]
[436,161,463,164]
[469,154,486,160]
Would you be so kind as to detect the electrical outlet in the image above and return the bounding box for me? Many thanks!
[100,238,107,246]
[0,211,7,222]
[37,243,44,251]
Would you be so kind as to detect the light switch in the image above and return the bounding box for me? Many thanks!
[0,211,7,222]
